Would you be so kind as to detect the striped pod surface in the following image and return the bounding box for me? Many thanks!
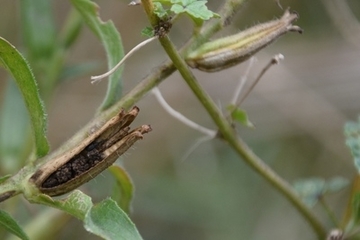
[29,107,151,197]
[186,9,303,72]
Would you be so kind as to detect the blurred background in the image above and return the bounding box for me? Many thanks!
[1,0,360,239]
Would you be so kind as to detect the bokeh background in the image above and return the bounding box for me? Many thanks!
[1,0,360,239]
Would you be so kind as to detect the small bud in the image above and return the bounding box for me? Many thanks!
[29,107,151,197]
[186,8,302,72]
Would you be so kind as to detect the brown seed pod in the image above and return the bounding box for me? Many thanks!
[29,106,151,197]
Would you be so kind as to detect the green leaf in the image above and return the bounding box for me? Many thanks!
[0,81,30,170]
[170,0,219,21]
[22,209,70,240]
[227,104,254,128]
[60,62,99,82]
[0,209,29,240]
[293,178,326,207]
[0,37,49,157]
[31,190,93,220]
[345,118,360,173]
[0,175,11,184]
[352,192,360,224]
[153,0,172,3]
[294,177,349,208]
[20,0,56,60]
[326,177,349,193]
[154,2,169,18]
[84,198,143,240]
[141,27,154,38]
[59,9,84,49]
[109,165,134,214]
[71,0,124,111]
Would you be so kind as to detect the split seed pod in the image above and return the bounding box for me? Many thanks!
[30,106,151,197]
[186,8,303,72]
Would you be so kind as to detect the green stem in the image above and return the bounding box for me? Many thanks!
[141,0,327,238]
[163,35,327,239]
[1,0,248,203]
[319,196,339,227]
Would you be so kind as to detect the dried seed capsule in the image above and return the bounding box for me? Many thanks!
[186,9,303,72]
[29,107,151,197]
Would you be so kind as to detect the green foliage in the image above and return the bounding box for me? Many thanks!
[84,199,143,240]
[293,177,349,207]
[20,0,56,61]
[0,0,134,238]
[0,81,29,170]
[345,117,360,173]
[141,27,155,37]
[0,37,49,158]
[153,0,219,22]
[0,0,353,239]
[227,104,254,128]
[154,2,169,18]
[0,210,29,240]
[70,0,124,111]
[0,175,11,184]
[170,0,219,20]
[352,192,360,225]
[109,165,134,214]
[32,191,93,220]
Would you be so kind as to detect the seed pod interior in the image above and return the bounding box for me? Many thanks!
[29,107,151,197]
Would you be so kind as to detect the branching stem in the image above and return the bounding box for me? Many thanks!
[141,0,327,238]
[152,87,216,137]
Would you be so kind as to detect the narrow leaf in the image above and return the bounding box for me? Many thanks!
[0,175,11,184]
[84,198,143,240]
[352,192,360,224]
[32,190,93,220]
[345,118,360,173]
[70,0,124,110]
[0,37,49,157]
[0,81,29,170]
[109,165,134,214]
[0,210,29,240]
[20,0,56,60]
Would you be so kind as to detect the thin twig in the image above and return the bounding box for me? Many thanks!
[230,57,256,105]
[180,135,214,162]
[140,0,326,234]
[91,36,157,83]
[0,0,250,204]
[152,87,216,137]
[236,53,284,107]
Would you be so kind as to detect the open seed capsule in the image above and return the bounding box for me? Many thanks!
[29,106,151,197]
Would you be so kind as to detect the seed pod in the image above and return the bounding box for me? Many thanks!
[29,106,151,197]
[186,8,303,72]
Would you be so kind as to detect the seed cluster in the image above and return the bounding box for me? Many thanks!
[42,140,104,188]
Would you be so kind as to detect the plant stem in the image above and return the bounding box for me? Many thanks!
[0,0,251,202]
[141,0,327,238]
[319,196,340,227]
[163,35,327,240]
